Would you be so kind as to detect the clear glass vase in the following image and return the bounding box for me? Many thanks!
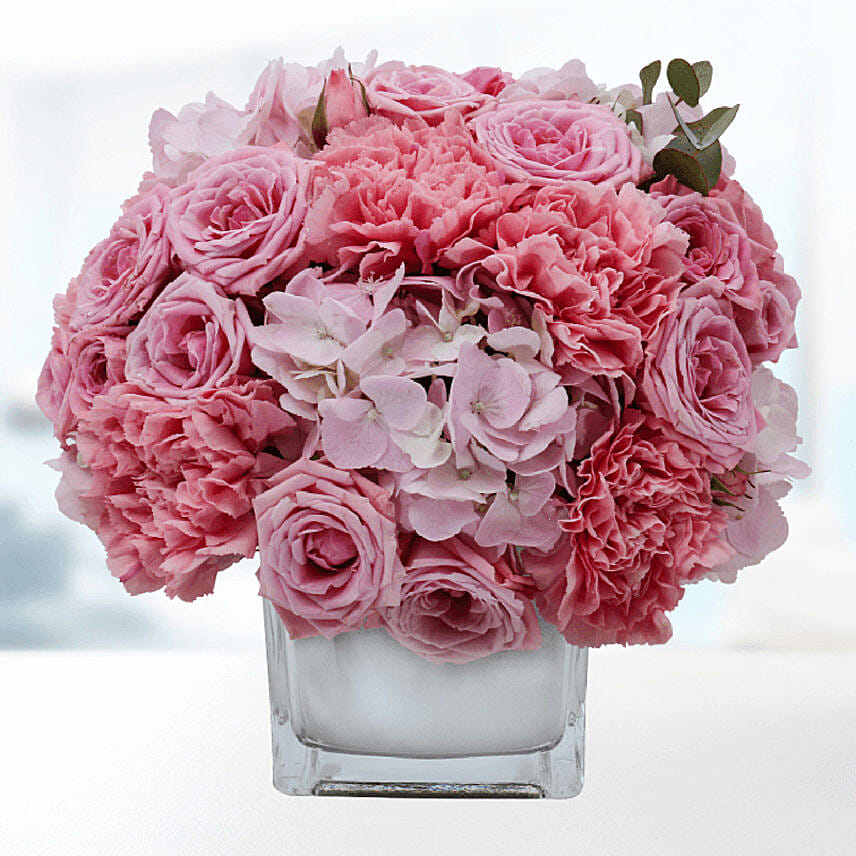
[262,599,589,798]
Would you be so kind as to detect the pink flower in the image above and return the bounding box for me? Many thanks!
[469,99,644,187]
[67,381,299,600]
[37,324,129,445]
[254,459,403,638]
[68,185,174,331]
[531,410,733,647]
[167,146,311,295]
[654,187,762,310]
[382,535,541,664]
[713,178,800,364]
[499,59,599,103]
[244,50,378,154]
[313,69,370,146]
[319,375,449,472]
[305,114,520,277]
[364,63,492,124]
[147,93,253,187]
[640,289,759,470]
[707,367,810,582]
[451,182,687,376]
[460,66,514,97]
[125,274,255,398]
[448,341,574,468]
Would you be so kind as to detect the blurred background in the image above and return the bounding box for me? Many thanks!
[0,0,853,651]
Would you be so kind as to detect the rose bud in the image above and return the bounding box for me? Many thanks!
[311,68,370,149]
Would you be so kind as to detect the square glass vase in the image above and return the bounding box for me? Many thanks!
[262,600,589,798]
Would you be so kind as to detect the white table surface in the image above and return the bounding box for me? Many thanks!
[2,648,854,856]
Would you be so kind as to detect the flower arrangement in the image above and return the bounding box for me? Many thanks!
[38,51,808,663]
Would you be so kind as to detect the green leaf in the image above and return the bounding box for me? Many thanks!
[652,135,722,195]
[625,108,643,133]
[692,61,713,98]
[685,104,740,147]
[667,58,700,107]
[696,139,723,191]
[668,96,703,149]
[310,82,328,150]
[639,60,661,106]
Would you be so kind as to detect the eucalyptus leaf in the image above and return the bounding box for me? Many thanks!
[692,61,713,98]
[625,108,643,133]
[696,140,723,191]
[686,104,740,147]
[652,144,709,194]
[668,96,703,149]
[639,60,661,105]
[667,58,700,107]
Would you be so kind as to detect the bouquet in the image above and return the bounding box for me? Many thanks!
[37,51,808,663]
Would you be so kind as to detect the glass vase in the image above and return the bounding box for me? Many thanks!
[262,599,589,798]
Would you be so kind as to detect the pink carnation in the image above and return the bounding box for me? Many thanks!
[640,287,759,470]
[364,63,492,124]
[68,184,174,332]
[67,381,299,601]
[305,114,521,277]
[382,535,541,664]
[469,99,644,188]
[531,410,733,647]
[450,182,687,376]
[255,459,403,638]
[125,273,255,399]
[167,146,311,295]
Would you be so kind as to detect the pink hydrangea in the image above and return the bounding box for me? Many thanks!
[305,114,521,277]
[167,146,311,295]
[382,535,541,664]
[530,410,734,647]
[65,381,299,600]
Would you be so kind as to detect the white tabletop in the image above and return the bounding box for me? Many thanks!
[2,647,854,856]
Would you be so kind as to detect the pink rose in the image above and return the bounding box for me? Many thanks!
[640,288,759,470]
[450,182,687,376]
[654,187,762,310]
[255,459,403,638]
[125,273,254,398]
[499,59,599,103]
[147,93,253,188]
[37,324,129,444]
[531,410,733,647]
[68,185,174,331]
[461,66,514,97]
[364,63,492,124]
[713,178,800,364]
[68,380,299,600]
[167,146,310,295]
[306,114,521,277]
[469,99,644,187]
[313,68,370,147]
[382,535,541,664]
